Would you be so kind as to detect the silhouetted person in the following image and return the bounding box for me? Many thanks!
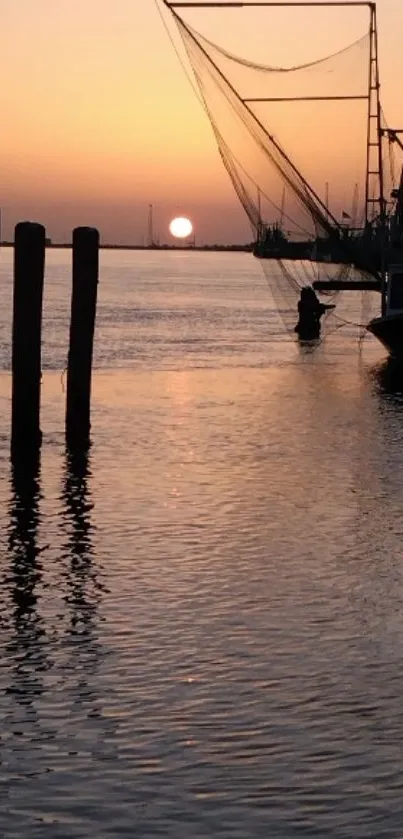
[294,286,335,340]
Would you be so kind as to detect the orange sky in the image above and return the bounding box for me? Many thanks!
[0,0,402,244]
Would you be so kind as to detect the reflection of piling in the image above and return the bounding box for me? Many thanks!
[66,227,99,448]
[8,451,41,614]
[62,446,100,637]
[11,222,45,457]
[7,451,48,705]
[64,446,93,560]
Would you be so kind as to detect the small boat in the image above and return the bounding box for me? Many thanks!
[367,265,403,358]
[253,223,312,260]
[315,156,403,358]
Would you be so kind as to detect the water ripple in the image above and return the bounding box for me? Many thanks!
[0,251,402,837]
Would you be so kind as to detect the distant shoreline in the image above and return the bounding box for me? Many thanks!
[0,242,253,253]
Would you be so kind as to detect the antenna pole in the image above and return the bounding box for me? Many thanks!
[148,204,154,248]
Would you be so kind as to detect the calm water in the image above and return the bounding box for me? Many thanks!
[1,248,403,838]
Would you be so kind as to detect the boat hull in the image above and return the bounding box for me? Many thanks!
[253,239,381,274]
[367,313,403,360]
[253,241,312,260]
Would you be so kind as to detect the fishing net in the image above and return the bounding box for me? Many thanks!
[165,4,370,238]
[161,2,389,339]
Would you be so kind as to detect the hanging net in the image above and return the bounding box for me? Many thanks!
[166,6,369,235]
[161,2,386,338]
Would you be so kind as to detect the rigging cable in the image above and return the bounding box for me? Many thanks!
[196,27,369,75]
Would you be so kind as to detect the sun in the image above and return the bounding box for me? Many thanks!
[169,217,193,239]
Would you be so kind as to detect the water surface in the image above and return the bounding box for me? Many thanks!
[1,249,402,838]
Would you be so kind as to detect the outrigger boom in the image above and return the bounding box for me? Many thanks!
[166,3,374,8]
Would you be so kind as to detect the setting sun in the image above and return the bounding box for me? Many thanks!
[169,217,193,239]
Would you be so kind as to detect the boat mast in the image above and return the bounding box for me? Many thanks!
[364,3,384,228]
[257,186,262,234]
[280,186,285,228]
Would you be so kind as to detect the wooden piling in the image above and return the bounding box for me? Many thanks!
[11,222,46,457]
[66,227,99,448]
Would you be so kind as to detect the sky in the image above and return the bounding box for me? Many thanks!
[0,0,402,245]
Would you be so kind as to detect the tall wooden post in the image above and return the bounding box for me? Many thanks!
[66,227,99,448]
[11,222,46,457]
